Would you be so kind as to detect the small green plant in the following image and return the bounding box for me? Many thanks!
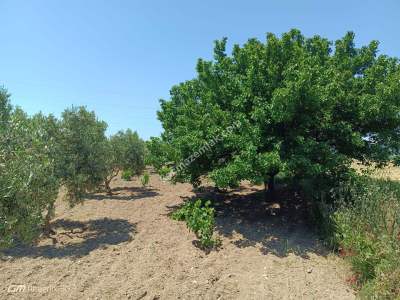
[140,171,150,187]
[172,199,217,248]
[121,169,133,181]
[158,165,171,179]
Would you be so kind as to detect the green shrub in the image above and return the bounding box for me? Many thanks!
[140,171,150,187]
[158,165,171,179]
[326,176,400,298]
[172,199,217,248]
[121,169,133,181]
[310,200,338,249]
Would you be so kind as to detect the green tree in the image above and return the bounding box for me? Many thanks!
[0,89,60,246]
[153,30,400,197]
[104,129,146,194]
[146,137,177,172]
[30,112,61,234]
[58,106,108,205]
[120,129,146,175]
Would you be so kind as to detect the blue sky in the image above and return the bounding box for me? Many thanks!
[1,0,399,139]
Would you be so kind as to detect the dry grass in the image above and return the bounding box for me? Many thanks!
[352,162,400,181]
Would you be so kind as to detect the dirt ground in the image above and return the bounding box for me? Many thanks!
[0,173,355,299]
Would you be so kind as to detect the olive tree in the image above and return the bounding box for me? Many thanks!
[0,89,60,246]
[104,129,146,194]
[152,30,400,196]
[57,106,108,205]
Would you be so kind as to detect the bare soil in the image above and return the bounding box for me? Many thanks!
[0,174,355,299]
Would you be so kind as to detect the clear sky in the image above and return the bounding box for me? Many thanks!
[1,0,399,139]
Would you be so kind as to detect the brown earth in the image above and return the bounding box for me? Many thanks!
[0,174,355,299]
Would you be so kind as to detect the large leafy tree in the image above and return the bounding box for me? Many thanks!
[57,106,109,205]
[104,129,146,194]
[146,136,177,172]
[153,30,400,194]
[0,89,60,246]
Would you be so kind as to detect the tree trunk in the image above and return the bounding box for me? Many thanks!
[105,169,119,195]
[264,180,268,201]
[268,175,275,193]
[43,202,56,236]
[264,175,275,201]
[105,179,112,195]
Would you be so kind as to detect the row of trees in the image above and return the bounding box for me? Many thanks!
[148,29,400,197]
[0,90,145,247]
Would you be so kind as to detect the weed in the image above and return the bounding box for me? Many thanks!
[315,176,400,298]
[140,171,150,187]
[121,170,133,181]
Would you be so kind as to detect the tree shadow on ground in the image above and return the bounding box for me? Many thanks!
[2,218,137,259]
[86,186,159,201]
[176,184,328,258]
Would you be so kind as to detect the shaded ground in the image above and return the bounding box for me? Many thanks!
[2,218,136,259]
[0,174,355,299]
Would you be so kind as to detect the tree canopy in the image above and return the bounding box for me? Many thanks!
[104,129,146,194]
[57,106,109,205]
[1,96,146,247]
[152,29,400,191]
[0,89,60,246]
